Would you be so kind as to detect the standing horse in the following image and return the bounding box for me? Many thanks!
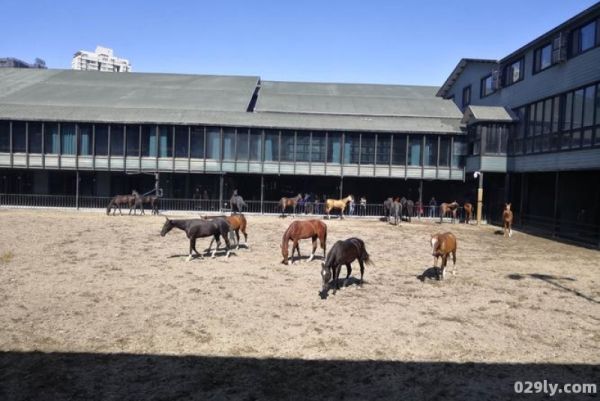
[383,198,393,222]
[143,195,160,215]
[320,237,371,296]
[391,198,403,226]
[503,203,513,237]
[439,201,459,223]
[230,195,247,214]
[279,194,302,217]
[463,202,473,224]
[106,194,135,216]
[281,219,327,265]
[160,217,231,261]
[325,195,353,219]
[205,214,249,249]
[130,190,145,215]
[430,232,457,280]
[400,197,414,222]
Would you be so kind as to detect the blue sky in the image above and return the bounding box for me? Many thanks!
[1,0,597,85]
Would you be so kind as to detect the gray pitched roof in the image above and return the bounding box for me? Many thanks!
[436,59,497,98]
[462,105,517,125]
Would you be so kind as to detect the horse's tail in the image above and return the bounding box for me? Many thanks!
[106,199,114,215]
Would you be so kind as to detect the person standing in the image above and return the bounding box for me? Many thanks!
[429,197,437,218]
[348,196,355,216]
[360,196,367,216]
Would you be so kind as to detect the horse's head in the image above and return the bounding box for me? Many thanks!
[160,217,174,237]
[505,203,512,211]
[321,261,332,293]
[430,234,440,254]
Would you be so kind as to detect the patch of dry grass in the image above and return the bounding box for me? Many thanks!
[0,250,14,265]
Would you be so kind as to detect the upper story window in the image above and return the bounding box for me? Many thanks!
[462,85,471,108]
[480,75,494,98]
[504,58,524,86]
[533,43,552,73]
[570,20,598,56]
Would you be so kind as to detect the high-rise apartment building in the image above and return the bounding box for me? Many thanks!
[71,46,131,72]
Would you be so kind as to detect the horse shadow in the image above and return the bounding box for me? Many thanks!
[319,277,364,299]
[493,230,504,235]
[507,273,597,303]
[288,255,325,264]
[417,267,440,282]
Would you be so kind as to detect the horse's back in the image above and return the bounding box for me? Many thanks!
[439,232,457,251]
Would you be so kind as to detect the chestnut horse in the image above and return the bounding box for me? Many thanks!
[439,201,459,224]
[463,202,473,224]
[281,219,327,265]
[430,232,457,280]
[503,203,513,237]
[280,194,302,217]
[106,194,135,216]
[205,214,249,249]
[325,195,353,219]
[320,237,371,296]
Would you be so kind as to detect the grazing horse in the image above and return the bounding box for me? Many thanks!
[281,219,327,265]
[106,194,135,216]
[463,202,473,224]
[160,217,231,261]
[439,201,459,223]
[205,214,249,249]
[430,232,457,280]
[325,195,353,219]
[143,195,160,215]
[503,203,513,237]
[280,194,303,217]
[400,197,414,223]
[321,237,371,295]
[230,195,247,214]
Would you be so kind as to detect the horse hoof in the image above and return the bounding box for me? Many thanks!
[186,256,192,262]
[287,261,291,266]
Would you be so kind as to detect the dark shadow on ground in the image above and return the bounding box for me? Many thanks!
[418,266,440,281]
[0,351,597,401]
[507,273,598,304]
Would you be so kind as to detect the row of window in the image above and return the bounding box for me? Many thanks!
[0,122,468,168]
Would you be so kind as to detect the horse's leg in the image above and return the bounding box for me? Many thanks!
[224,231,231,258]
[333,265,342,294]
[211,234,220,258]
[192,238,204,260]
[235,229,240,250]
[358,259,365,285]
[294,240,302,264]
[187,238,195,262]
[344,263,352,286]
[289,239,298,265]
[441,255,448,280]
[308,236,317,262]
[452,250,457,275]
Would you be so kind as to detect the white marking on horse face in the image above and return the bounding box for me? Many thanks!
[431,237,438,249]
[322,270,327,276]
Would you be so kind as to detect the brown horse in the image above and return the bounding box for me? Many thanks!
[463,202,473,224]
[325,195,353,219]
[106,194,135,215]
[143,195,160,215]
[281,219,327,265]
[205,214,248,249]
[430,232,457,280]
[279,194,302,217]
[320,237,371,296]
[503,203,513,237]
[439,201,459,224]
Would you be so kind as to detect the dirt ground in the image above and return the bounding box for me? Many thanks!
[0,208,598,400]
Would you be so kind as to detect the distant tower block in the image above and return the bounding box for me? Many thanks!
[71,46,131,72]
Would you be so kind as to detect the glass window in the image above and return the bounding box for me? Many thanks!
[499,126,508,154]
[561,131,572,149]
[79,124,92,156]
[190,126,204,159]
[360,134,375,164]
[408,135,422,166]
[29,122,42,154]
[543,99,552,134]
[206,127,220,160]
[583,129,593,147]
[236,128,249,161]
[295,131,310,162]
[583,85,595,127]
[376,134,391,164]
[0,121,9,152]
[480,75,494,97]
[141,125,157,157]
[249,129,262,161]
[12,122,26,153]
[110,125,124,156]
[343,133,360,163]
[280,131,294,162]
[563,92,573,131]
[452,137,467,168]
[327,132,342,163]
[439,137,450,166]
[264,130,279,161]
[572,89,584,130]
[504,58,523,86]
[423,136,437,165]
[126,125,139,157]
[174,126,188,158]
[222,128,235,160]
[485,125,500,154]
[572,130,582,148]
[534,102,543,136]
[392,134,406,165]
[534,44,552,73]
[596,84,600,127]
[61,123,76,155]
[573,21,597,54]
[95,124,108,156]
[462,85,471,108]
[552,96,561,133]
[158,125,172,157]
[310,132,325,162]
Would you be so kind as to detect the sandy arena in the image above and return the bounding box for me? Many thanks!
[0,208,598,400]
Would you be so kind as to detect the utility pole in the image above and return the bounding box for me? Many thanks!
[474,171,484,225]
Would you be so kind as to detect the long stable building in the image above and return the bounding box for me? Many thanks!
[1,3,599,245]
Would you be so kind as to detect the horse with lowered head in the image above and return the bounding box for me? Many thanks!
[320,237,371,296]
[160,217,231,261]
[106,194,136,216]
[503,203,513,237]
[325,195,353,219]
[280,194,302,217]
[281,219,327,265]
[430,232,457,280]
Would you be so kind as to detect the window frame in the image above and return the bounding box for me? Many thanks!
[480,75,494,98]
[533,43,553,74]
[503,57,524,87]
[462,85,471,109]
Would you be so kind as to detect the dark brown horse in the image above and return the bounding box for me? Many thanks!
[279,194,303,217]
[430,232,457,280]
[160,217,231,261]
[205,214,249,249]
[463,202,473,224]
[106,194,135,215]
[130,190,145,215]
[320,237,371,296]
[143,195,160,215]
[439,201,459,223]
[503,203,513,237]
[281,219,327,265]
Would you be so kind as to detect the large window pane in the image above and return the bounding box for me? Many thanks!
[249,129,262,161]
[79,123,92,155]
[141,125,157,157]
[360,134,375,164]
[29,122,42,153]
[158,125,172,157]
[392,134,406,165]
[327,132,342,163]
[206,127,220,160]
[222,128,235,160]
[580,21,596,52]
[408,135,422,166]
[563,92,573,131]
[280,131,294,161]
[552,96,561,133]
[95,124,108,156]
[376,134,391,164]
[126,125,139,157]
[235,128,249,161]
[583,85,595,127]
[12,122,26,153]
[174,126,188,158]
[423,136,437,165]
[452,137,467,168]
[110,125,124,156]
[190,126,204,158]
[543,99,552,134]
[572,89,584,130]
[439,137,451,166]
[344,133,360,163]
[61,123,76,155]
[295,131,310,162]
[264,130,279,161]
[310,132,325,162]
[0,121,8,152]
[596,84,600,126]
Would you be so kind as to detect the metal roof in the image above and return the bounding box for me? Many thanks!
[436,59,497,98]
[462,105,517,125]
